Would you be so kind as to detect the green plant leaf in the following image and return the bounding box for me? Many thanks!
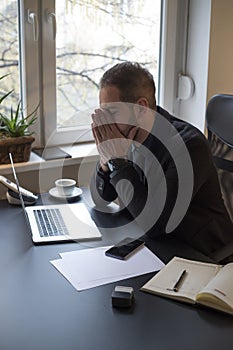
[0,100,38,138]
[0,74,10,81]
[0,89,13,105]
[0,74,13,105]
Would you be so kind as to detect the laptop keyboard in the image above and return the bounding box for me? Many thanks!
[33,208,69,237]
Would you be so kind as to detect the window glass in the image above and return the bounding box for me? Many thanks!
[0,0,19,115]
[56,0,161,129]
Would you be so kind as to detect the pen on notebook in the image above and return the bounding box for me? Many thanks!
[214,288,226,297]
[167,269,187,292]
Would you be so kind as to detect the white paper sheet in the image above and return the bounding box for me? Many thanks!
[50,246,164,291]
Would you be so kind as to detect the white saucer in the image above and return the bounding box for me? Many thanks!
[49,186,83,199]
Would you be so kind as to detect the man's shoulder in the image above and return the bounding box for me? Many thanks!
[157,105,206,144]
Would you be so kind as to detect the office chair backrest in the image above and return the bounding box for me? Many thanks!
[206,94,233,222]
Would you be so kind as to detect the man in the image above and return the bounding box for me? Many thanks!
[90,61,233,262]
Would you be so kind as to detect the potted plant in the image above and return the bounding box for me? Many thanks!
[0,74,38,164]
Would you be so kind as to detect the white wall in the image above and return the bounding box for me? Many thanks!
[207,0,233,101]
[178,0,212,132]
[176,0,233,132]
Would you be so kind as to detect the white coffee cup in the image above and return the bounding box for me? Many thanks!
[55,178,76,196]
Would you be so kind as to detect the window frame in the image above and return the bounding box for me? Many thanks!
[40,0,94,147]
[19,0,42,146]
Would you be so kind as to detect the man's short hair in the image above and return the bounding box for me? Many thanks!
[100,62,156,109]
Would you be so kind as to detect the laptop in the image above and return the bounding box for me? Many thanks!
[9,153,102,244]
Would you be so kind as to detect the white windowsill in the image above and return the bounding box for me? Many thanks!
[0,142,99,175]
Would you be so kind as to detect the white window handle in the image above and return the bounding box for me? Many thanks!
[27,9,39,42]
[46,10,57,40]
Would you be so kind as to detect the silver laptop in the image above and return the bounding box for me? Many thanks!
[9,153,102,244]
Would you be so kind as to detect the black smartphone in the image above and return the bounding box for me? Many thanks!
[105,237,145,260]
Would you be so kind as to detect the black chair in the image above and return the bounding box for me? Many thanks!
[206,94,233,222]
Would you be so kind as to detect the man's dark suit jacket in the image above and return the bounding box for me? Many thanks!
[90,106,233,260]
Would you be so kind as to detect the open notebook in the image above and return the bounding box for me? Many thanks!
[9,153,101,244]
[141,256,233,316]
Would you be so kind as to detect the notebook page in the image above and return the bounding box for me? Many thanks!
[197,263,233,309]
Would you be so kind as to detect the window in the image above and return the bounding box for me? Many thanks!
[21,0,162,147]
[1,1,188,149]
[43,0,162,146]
[0,1,19,115]
[55,1,161,130]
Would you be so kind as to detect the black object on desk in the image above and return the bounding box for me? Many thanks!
[6,189,38,205]
[33,146,72,160]
[112,286,134,308]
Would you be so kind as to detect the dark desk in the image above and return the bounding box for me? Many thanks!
[1,193,233,350]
